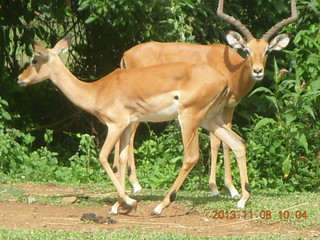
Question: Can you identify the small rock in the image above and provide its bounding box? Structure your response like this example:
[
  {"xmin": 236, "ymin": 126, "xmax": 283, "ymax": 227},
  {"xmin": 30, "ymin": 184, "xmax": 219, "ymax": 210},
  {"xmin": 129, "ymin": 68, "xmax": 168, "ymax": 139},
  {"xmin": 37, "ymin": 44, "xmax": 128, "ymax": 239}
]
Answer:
[
  {"xmin": 61, "ymin": 196, "xmax": 78, "ymax": 204},
  {"xmin": 27, "ymin": 197, "xmax": 37, "ymax": 204},
  {"xmin": 202, "ymin": 217, "xmax": 210, "ymax": 222}
]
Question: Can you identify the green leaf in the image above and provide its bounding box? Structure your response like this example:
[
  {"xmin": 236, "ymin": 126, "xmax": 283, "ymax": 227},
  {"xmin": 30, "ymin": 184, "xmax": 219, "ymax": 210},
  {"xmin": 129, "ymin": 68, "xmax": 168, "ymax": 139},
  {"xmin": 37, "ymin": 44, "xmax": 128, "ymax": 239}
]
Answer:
[
  {"xmin": 181, "ymin": 0, "xmax": 194, "ymax": 9},
  {"xmin": 2, "ymin": 111, "xmax": 11, "ymax": 121},
  {"xmin": 298, "ymin": 133, "xmax": 309, "ymax": 153},
  {"xmin": 44, "ymin": 129, "xmax": 53, "ymax": 144},
  {"xmin": 310, "ymin": 79, "xmax": 320, "ymax": 92},
  {"xmin": 0, "ymin": 99, "xmax": 9, "ymax": 106},
  {"xmin": 78, "ymin": 1, "xmax": 90, "ymax": 11},
  {"xmin": 265, "ymin": 96, "xmax": 278, "ymax": 108},
  {"xmin": 303, "ymin": 105, "xmax": 316, "ymax": 120},
  {"xmin": 262, "ymin": 178, "xmax": 268, "ymax": 186},
  {"xmin": 273, "ymin": 57, "xmax": 280, "ymax": 84},
  {"xmin": 248, "ymin": 86, "xmax": 274, "ymax": 98},
  {"xmin": 282, "ymin": 156, "xmax": 292, "ymax": 176},
  {"xmin": 285, "ymin": 113, "xmax": 296, "ymax": 126},
  {"xmin": 254, "ymin": 118, "xmax": 277, "ymax": 131},
  {"xmin": 23, "ymin": 133, "xmax": 35, "ymax": 145},
  {"xmin": 64, "ymin": 7, "xmax": 74, "ymax": 17},
  {"xmin": 85, "ymin": 15, "xmax": 97, "ymax": 24}
]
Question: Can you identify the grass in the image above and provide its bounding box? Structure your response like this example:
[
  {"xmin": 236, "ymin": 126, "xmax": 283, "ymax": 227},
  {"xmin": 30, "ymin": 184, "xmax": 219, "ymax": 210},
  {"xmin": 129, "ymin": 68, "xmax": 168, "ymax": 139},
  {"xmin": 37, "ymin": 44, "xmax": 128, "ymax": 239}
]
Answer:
[
  {"xmin": 0, "ymin": 183, "xmax": 319, "ymax": 239},
  {"xmin": 0, "ymin": 228, "xmax": 314, "ymax": 240},
  {"xmin": 0, "ymin": 185, "xmax": 25, "ymax": 202}
]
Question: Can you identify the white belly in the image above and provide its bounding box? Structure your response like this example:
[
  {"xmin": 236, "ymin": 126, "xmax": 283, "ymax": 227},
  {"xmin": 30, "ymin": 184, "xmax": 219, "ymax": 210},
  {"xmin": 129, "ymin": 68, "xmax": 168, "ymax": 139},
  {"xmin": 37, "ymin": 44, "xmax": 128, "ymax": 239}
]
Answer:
[{"xmin": 138, "ymin": 102, "xmax": 179, "ymax": 122}]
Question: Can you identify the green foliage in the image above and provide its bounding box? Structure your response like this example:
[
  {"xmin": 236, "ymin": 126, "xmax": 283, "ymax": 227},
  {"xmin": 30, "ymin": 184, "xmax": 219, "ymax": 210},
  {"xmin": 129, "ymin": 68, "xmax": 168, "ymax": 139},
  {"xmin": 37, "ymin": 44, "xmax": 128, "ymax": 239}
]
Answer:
[
  {"xmin": 77, "ymin": 0, "xmax": 206, "ymax": 43},
  {"xmin": 0, "ymin": 98, "xmax": 58, "ymax": 182},
  {"xmin": 243, "ymin": 58, "xmax": 320, "ymax": 192},
  {"xmin": 0, "ymin": 0, "xmax": 319, "ymax": 194},
  {"xmin": 135, "ymin": 122, "xmax": 211, "ymax": 191},
  {"xmin": 56, "ymin": 133, "xmax": 107, "ymax": 184},
  {"xmin": 135, "ymin": 123, "xmax": 184, "ymax": 189},
  {"xmin": 0, "ymin": 98, "xmax": 108, "ymax": 184}
]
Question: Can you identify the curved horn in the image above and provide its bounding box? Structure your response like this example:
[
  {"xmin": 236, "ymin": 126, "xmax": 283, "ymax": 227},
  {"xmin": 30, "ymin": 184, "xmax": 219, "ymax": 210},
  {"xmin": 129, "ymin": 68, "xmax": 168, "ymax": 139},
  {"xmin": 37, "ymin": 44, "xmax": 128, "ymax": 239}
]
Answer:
[
  {"xmin": 262, "ymin": 0, "xmax": 298, "ymax": 41},
  {"xmin": 217, "ymin": 0, "xmax": 254, "ymax": 41}
]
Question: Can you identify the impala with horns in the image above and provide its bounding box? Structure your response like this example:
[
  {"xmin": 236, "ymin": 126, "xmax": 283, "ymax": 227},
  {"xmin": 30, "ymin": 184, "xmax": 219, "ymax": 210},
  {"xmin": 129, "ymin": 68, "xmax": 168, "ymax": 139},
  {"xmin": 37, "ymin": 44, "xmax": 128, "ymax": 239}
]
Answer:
[
  {"xmin": 17, "ymin": 35, "xmax": 250, "ymax": 215},
  {"xmin": 113, "ymin": 0, "xmax": 298, "ymax": 205}
]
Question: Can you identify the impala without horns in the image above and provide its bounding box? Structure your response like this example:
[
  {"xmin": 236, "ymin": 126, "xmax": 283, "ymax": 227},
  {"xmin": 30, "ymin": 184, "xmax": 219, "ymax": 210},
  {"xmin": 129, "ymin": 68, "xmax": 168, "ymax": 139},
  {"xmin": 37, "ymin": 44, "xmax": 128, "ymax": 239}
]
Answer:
[
  {"xmin": 112, "ymin": 0, "xmax": 298, "ymax": 210},
  {"xmin": 18, "ymin": 34, "xmax": 250, "ymax": 215}
]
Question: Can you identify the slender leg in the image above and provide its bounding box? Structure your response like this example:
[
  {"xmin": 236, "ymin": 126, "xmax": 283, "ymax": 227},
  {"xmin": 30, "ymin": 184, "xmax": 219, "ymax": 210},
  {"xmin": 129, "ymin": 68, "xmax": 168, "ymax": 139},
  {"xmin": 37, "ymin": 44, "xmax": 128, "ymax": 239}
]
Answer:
[
  {"xmin": 113, "ymin": 123, "xmax": 142, "ymax": 193},
  {"xmin": 153, "ymin": 111, "xmax": 200, "ymax": 215},
  {"xmin": 209, "ymin": 133, "xmax": 221, "ymax": 197},
  {"xmin": 127, "ymin": 122, "xmax": 142, "ymax": 193},
  {"xmin": 204, "ymin": 120, "xmax": 250, "ymax": 209},
  {"xmin": 118, "ymin": 125, "xmax": 132, "ymax": 189},
  {"xmin": 209, "ymin": 107, "xmax": 239, "ymax": 198},
  {"xmin": 112, "ymin": 140, "xmax": 120, "ymax": 178},
  {"xmin": 220, "ymin": 107, "xmax": 240, "ymax": 199},
  {"xmin": 110, "ymin": 124, "xmax": 135, "ymax": 214},
  {"xmin": 222, "ymin": 142, "xmax": 240, "ymax": 199},
  {"xmin": 99, "ymin": 124, "xmax": 137, "ymax": 214}
]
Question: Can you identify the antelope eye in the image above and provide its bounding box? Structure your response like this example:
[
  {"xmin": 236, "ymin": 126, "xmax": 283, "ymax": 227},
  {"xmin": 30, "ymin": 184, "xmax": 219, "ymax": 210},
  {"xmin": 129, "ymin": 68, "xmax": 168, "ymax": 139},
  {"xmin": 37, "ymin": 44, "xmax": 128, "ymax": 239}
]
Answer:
[{"xmin": 32, "ymin": 59, "xmax": 38, "ymax": 65}]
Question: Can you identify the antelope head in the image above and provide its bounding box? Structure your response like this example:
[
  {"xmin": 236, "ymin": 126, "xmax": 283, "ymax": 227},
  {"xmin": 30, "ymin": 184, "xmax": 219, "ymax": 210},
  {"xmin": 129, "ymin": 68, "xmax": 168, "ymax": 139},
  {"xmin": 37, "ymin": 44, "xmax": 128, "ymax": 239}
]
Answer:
[
  {"xmin": 18, "ymin": 34, "xmax": 71, "ymax": 87},
  {"xmin": 217, "ymin": 0, "xmax": 298, "ymax": 81}
]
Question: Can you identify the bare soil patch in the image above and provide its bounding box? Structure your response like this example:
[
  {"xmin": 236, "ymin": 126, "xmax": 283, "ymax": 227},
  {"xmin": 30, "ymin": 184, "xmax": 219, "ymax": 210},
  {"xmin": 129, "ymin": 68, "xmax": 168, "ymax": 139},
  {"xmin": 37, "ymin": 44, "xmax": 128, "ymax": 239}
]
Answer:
[{"xmin": 0, "ymin": 183, "xmax": 319, "ymax": 238}]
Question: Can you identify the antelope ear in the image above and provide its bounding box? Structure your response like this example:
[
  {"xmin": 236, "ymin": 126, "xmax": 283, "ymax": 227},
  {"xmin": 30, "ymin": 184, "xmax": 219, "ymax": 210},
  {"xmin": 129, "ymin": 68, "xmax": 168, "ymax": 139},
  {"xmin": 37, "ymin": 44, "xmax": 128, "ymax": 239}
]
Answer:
[
  {"xmin": 226, "ymin": 31, "xmax": 247, "ymax": 50},
  {"xmin": 269, "ymin": 33, "xmax": 290, "ymax": 51},
  {"xmin": 32, "ymin": 40, "xmax": 49, "ymax": 61},
  {"xmin": 53, "ymin": 34, "xmax": 72, "ymax": 55}
]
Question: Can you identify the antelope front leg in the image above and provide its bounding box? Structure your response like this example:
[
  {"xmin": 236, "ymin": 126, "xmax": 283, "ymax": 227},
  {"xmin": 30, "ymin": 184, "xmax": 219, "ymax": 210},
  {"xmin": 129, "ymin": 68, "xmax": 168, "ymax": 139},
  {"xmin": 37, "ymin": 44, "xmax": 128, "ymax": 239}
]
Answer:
[{"xmin": 100, "ymin": 124, "xmax": 137, "ymax": 214}]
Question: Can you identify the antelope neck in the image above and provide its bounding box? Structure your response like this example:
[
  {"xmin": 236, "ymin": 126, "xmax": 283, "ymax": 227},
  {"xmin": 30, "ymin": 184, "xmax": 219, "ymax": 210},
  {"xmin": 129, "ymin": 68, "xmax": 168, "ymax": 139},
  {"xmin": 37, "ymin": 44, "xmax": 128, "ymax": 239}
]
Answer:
[{"xmin": 49, "ymin": 60, "xmax": 97, "ymax": 113}]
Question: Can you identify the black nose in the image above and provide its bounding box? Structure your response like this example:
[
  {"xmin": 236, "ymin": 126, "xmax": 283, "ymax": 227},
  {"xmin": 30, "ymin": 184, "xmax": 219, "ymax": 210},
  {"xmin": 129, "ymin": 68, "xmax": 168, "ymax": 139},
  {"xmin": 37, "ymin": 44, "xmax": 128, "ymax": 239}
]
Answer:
[{"xmin": 253, "ymin": 68, "xmax": 263, "ymax": 74}]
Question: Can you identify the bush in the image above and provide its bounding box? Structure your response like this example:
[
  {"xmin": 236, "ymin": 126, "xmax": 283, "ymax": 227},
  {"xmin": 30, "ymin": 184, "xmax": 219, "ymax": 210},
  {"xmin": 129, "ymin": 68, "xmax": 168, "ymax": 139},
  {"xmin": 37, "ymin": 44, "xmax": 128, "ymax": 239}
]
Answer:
[
  {"xmin": 0, "ymin": 98, "xmax": 109, "ymax": 185},
  {"xmin": 134, "ymin": 122, "xmax": 213, "ymax": 191},
  {"xmin": 57, "ymin": 133, "xmax": 107, "ymax": 184},
  {"xmin": 0, "ymin": 97, "xmax": 58, "ymax": 182},
  {"xmin": 243, "ymin": 56, "xmax": 320, "ymax": 192}
]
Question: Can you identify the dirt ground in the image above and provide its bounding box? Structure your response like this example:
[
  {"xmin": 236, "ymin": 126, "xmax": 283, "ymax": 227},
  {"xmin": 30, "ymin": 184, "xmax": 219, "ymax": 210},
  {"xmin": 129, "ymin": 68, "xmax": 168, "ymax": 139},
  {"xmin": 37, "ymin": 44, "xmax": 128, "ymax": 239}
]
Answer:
[{"xmin": 0, "ymin": 183, "xmax": 319, "ymax": 238}]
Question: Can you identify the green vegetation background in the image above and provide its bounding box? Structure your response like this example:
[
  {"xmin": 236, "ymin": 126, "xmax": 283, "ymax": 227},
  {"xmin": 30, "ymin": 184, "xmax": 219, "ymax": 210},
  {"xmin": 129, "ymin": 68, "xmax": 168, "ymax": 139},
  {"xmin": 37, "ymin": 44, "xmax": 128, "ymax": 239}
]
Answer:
[{"xmin": 0, "ymin": 0, "xmax": 319, "ymax": 192}]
